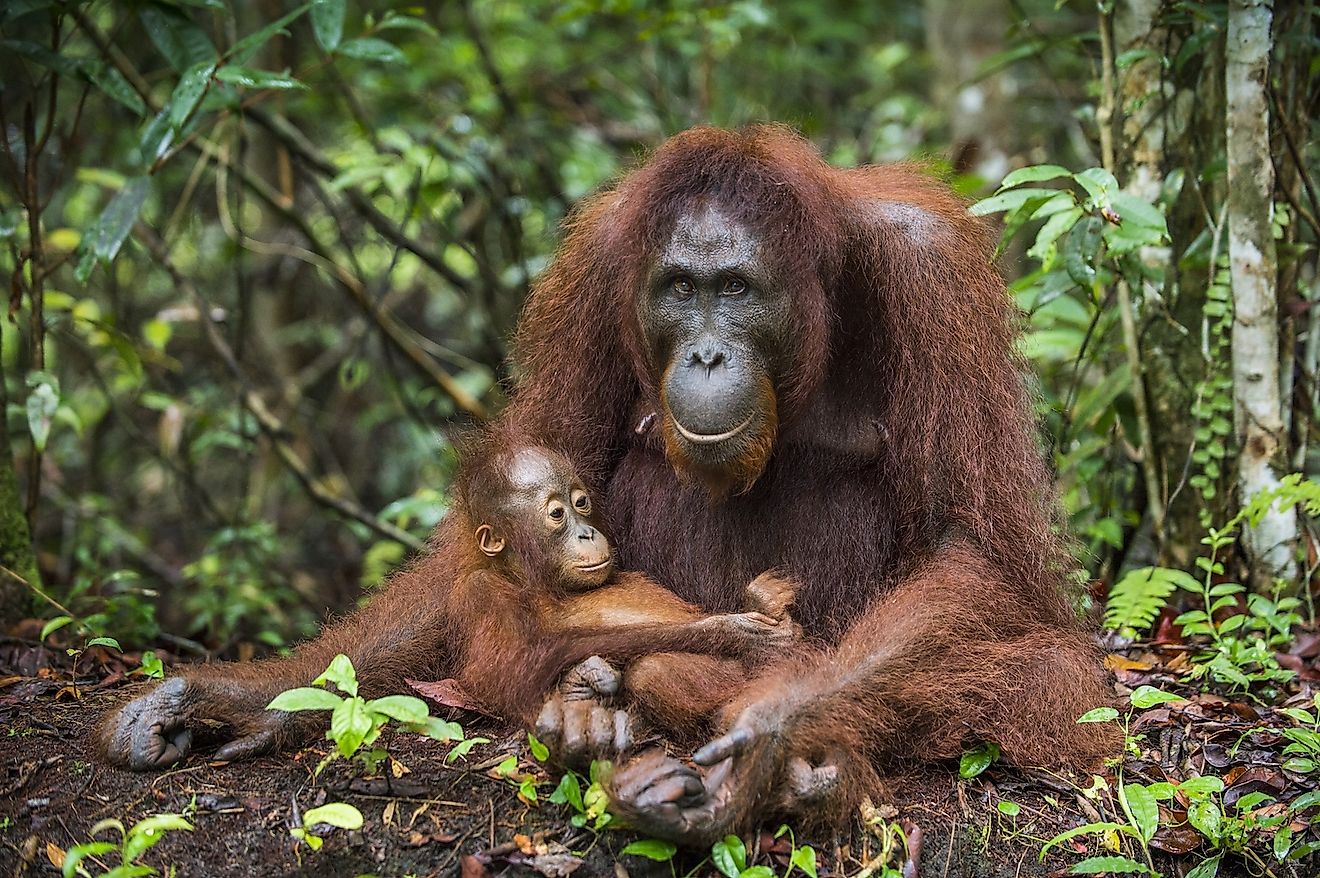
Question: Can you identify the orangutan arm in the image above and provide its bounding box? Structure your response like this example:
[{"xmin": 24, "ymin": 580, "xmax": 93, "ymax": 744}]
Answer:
[{"xmin": 97, "ymin": 529, "xmax": 459, "ymax": 770}]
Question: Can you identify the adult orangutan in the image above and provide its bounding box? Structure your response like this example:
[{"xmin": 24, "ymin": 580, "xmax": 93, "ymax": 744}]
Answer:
[{"xmin": 99, "ymin": 126, "xmax": 1117, "ymax": 844}]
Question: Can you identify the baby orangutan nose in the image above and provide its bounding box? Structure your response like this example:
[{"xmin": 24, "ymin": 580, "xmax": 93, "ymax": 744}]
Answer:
[{"xmin": 575, "ymin": 525, "xmax": 611, "ymax": 569}]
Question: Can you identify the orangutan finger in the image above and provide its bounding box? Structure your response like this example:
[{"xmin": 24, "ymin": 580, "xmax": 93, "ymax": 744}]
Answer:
[{"xmin": 693, "ymin": 725, "xmax": 755, "ymax": 766}]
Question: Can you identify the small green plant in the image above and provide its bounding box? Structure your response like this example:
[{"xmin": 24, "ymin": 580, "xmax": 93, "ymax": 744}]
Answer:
[
  {"xmin": 1279, "ymin": 695, "xmax": 1320, "ymax": 774},
  {"xmin": 712, "ymin": 834, "xmax": 771, "ymax": 878},
  {"xmin": 958, "ymin": 741, "xmax": 1001, "ymax": 779},
  {"xmin": 1101, "ymin": 476, "xmax": 1317, "ymax": 691},
  {"xmin": 133, "ymin": 651, "xmax": 164, "ymax": 679},
  {"xmin": 1045, "ymin": 687, "xmax": 1187, "ymax": 875},
  {"xmin": 289, "ymin": 802, "xmax": 364, "ymax": 852},
  {"xmin": 548, "ymin": 758, "xmax": 613, "ymax": 830},
  {"xmin": 266, "ymin": 654, "xmax": 465, "ymax": 774},
  {"xmin": 773, "ymin": 825, "xmax": 819, "ymax": 878},
  {"xmin": 62, "ymin": 812, "xmax": 193, "ymax": 878},
  {"xmin": 493, "ymin": 751, "xmax": 542, "ymax": 804}
]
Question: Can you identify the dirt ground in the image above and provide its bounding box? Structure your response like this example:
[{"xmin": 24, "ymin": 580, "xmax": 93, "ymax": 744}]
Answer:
[{"xmin": 0, "ymin": 645, "xmax": 1315, "ymax": 878}]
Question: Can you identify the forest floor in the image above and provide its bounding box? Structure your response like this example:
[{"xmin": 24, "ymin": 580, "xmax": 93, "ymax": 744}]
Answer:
[{"xmin": 0, "ymin": 637, "xmax": 1316, "ymax": 878}]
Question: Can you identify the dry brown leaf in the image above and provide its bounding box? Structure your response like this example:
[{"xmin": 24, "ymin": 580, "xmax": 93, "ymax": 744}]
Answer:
[
  {"xmin": 406, "ymin": 678, "xmax": 485, "ymax": 712},
  {"xmin": 1104, "ymin": 655, "xmax": 1153, "ymax": 672},
  {"xmin": 45, "ymin": 841, "xmax": 65, "ymax": 869}
]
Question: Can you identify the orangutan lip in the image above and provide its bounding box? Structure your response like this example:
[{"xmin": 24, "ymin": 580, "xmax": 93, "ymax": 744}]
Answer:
[
  {"xmin": 672, "ymin": 413, "xmax": 754, "ymax": 445},
  {"xmin": 575, "ymin": 558, "xmax": 612, "ymax": 573}
]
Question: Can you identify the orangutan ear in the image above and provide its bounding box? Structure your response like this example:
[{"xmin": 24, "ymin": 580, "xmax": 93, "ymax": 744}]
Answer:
[{"xmin": 476, "ymin": 524, "xmax": 506, "ymax": 557}]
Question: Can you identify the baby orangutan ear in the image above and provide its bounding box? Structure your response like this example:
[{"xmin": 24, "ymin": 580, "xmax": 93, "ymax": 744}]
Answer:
[{"xmin": 475, "ymin": 524, "xmax": 506, "ymax": 557}]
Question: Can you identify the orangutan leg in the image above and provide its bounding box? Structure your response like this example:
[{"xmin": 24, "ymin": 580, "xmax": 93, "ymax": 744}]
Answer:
[{"xmin": 607, "ymin": 542, "xmax": 1118, "ymax": 845}]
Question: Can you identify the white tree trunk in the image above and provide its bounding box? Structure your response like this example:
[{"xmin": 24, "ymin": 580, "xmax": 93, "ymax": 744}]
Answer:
[{"xmin": 1226, "ymin": 0, "xmax": 1296, "ymax": 584}]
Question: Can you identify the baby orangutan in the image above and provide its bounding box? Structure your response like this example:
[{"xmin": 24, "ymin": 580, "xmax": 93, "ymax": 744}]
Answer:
[{"xmin": 440, "ymin": 444, "xmax": 797, "ymax": 746}]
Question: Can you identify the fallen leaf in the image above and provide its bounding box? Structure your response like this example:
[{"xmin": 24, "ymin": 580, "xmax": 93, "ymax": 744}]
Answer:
[
  {"xmin": 45, "ymin": 841, "xmax": 65, "ymax": 869},
  {"xmin": 1150, "ymin": 825, "xmax": 1201, "ymax": 854},
  {"xmin": 407, "ymin": 678, "xmax": 485, "ymax": 712},
  {"xmin": 1105, "ymin": 655, "xmax": 1153, "ymax": 672}
]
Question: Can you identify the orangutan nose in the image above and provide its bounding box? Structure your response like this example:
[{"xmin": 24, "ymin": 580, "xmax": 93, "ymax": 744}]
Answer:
[{"xmin": 690, "ymin": 339, "xmax": 727, "ymax": 375}]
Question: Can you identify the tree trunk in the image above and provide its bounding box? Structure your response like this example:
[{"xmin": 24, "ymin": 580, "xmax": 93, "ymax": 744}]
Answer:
[
  {"xmin": 924, "ymin": 0, "xmax": 1018, "ymax": 183},
  {"xmin": 0, "ymin": 326, "xmax": 38, "ymax": 626},
  {"xmin": 1226, "ymin": 0, "xmax": 1297, "ymax": 585}
]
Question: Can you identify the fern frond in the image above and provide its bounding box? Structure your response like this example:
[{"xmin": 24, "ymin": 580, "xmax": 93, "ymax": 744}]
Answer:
[{"xmin": 1104, "ymin": 567, "xmax": 1199, "ymax": 635}]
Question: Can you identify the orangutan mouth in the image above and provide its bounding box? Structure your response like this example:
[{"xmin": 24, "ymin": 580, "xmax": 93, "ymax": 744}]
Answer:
[
  {"xmin": 574, "ymin": 558, "xmax": 613, "ymax": 573},
  {"xmin": 671, "ymin": 413, "xmax": 755, "ymax": 445}
]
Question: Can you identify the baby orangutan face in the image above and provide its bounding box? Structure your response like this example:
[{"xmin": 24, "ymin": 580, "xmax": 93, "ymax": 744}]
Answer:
[{"xmin": 474, "ymin": 447, "xmax": 614, "ymax": 590}]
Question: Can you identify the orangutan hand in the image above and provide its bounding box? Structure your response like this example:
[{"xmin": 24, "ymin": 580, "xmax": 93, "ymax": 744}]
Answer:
[{"xmin": 534, "ymin": 656, "xmax": 634, "ymax": 770}]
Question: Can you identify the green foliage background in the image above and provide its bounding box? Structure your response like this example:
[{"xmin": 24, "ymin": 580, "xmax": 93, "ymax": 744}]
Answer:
[{"xmin": 0, "ymin": 0, "xmax": 1316, "ymax": 651}]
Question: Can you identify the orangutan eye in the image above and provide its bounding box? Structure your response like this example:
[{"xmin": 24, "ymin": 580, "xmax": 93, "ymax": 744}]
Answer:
[
  {"xmin": 546, "ymin": 502, "xmax": 566, "ymax": 527},
  {"xmin": 573, "ymin": 492, "xmax": 591, "ymax": 514},
  {"xmin": 672, "ymin": 276, "xmax": 696, "ymax": 298},
  {"xmin": 722, "ymin": 277, "xmax": 746, "ymax": 296}
]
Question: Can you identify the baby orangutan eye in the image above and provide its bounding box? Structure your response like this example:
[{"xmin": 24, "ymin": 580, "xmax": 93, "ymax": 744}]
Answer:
[
  {"xmin": 672, "ymin": 276, "xmax": 695, "ymax": 298},
  {"xmin": 546, "ymin": 502, "xmax": 567, "ymax": 527},
  {"xmin": 722, "ymin": 277, "xmax": 746, "ymax": 296},
  {"xmin": 573, "ymin": 491, "xmax": 591, "ymax": 514}
]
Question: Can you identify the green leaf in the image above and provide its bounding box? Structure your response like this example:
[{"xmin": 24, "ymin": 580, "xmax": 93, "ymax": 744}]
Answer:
[
  {"xmin": 228, "ymin": 5, "xmax": 311, "ymax": 66},
  {"xmin": 741, "ymin": 868, "xmax": 775, "ymax": 878},
  {"xmin": 138, "ymin": 651, "xmax": 165, "ymax": 679},
  {"xmin": 959, "ymin": 742, "xmax": 1000, "ymax": 778},
  {"xmin": 997, "ymin": 801, "xmax": 1021, "ymax": 817},
  {"xmin": 139, "ymin": 5, "xmax": 217, "ymax": 72},
  {"xmin": 620, "ymin": 839, "xmax": 677, "ymax": 861},
  {"xmin": 1027, "ymin": 206, "xmax": 1083, "ymax": 263},
  {"xmin": 2, "ymin": 38, "xmax": 82, "ymax": 77},
  {"xmin": 26, "ymin": 378, "xmax": 59, "ymax": 453},
  {"xmin": 337, "ymin": 38, "xmax": 407, "ymax": 64},
  {"xmin": 1110, "ymin": 192, "xmax": 1168, "ymax": 235},
  {"xmin": 1184, "ymin": 856, "xmax": 1220, "ymax": 878},
  {"xmin": 1077, "ymin": 707, "xmax": 1120, "ymax": 724},
  {"xmin": 214, "ymin": 66, "xmax": 305, "ymax": 90},
  {"xmin": 365, "ymin": 694, "xmax": 428, "ymax": 724},
  {"xmin": 1121, "ymin": 783, "xmax": 1158, "ymax": 843},
  {"xmin": 303, "ymin": 802, "xmax": 363, "ymax": 830},
  {"xmin": 998, "ymin": 165, "xmax": 1072, "ymax": 189},
  {"xmin": 1130, "ymin": 685, "xmax": 1185, "ymax": 709},
  {"xmin": 1073, "ymin": 167, "xmax": 1119, "ymax": 209},
  {"xmin": 312, "ymin": 0, "xmax": 345, "ymax": 52},
  {"xmin": 267, "ymin": 687, "xmax": 343, "ymax": 712},
  {"xmin": 63, "ymin": 842, "xmax": 117, "ymax": 878},
  {"xmin": 40, "ymin": 615, "xmax": 74, "ymax": 642},
  {"xmin": 84, "ymin": 175, "xmax": 151, "ymax": 269},
  {"xmin": 129, "ymin": 814, "xmax": 193, "ymax": 837},
  {"xmin": 87, "ymin": 636, "xmax": 122, "ymax": 651},
  {"xmin": 85, "ymin": 63, "xmax": 146, "ymax": 116},
  {"xmin": 314, "ymin": 654, "xmax": 359, "ymax": 696},
  {"xmin": 1069, "ymin": 856, "xmax": 1150, "ymax": 874},
  {"xmin": 1040, "ymin": 823, "xmax": 1137, "ymax": 860},
  {"xmin": 168, "ymin": 62, "xmax": 216, "ymax": 130},
  {"xmin": 329, "ymin": 697, "xmax": 373, "ymax": 757},
  {"xmin": 445, "ymin": 736, "xmax": 489, "ymax": 763},
  {"xmin": 790, "ymin": 844, "xmax": 819, "ymax": 878},
  {"xmin": 549, "ymin": 771, "xmax": 584, "ymax": 811},
  {"xmin": 528, "ymin": 732, "xmax": 550, "ymax": 762},
  {"xmin": 1274, "ymin": 826, "xmax": 1293, "ymax": 860},
  {"xmin": 970, "ymin": 187, "xmax": 1057, "ymax": 217},
  {"xmin": 711, "ymin": 835, "xmax": 747, "ymax": 878},
  {"xmin": 1289, "ymin": 790, "xmax": 1320, "ymax": 812},
  {"xmin": 1177, "ymin": 776, "xmax": 1224, "ymax": 798},
  {"xmin": 1188, "ymin": 799, "xmax": 1222, "ymax": 841},
  {"xmin": 407, "ymin": 716, "xmax": 464, "ymax": 742}
]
